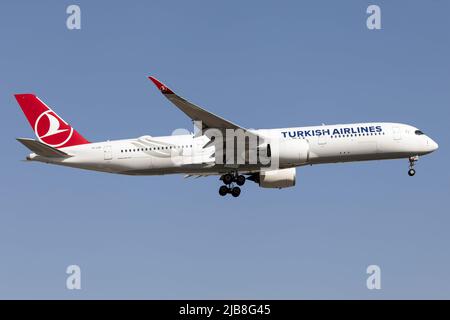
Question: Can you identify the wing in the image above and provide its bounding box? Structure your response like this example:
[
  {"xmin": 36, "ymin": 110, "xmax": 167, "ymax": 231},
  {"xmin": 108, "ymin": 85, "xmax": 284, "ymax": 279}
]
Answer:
[{"xmin": 148, "ymin": 76, "xmax": 256, "ymax": 136}]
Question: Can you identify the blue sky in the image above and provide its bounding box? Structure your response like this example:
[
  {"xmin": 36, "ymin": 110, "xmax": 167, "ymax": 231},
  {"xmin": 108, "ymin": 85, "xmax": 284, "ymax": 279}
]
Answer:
[{"xmin": 0, "ymin": 0, "xmax": 449, "ymax": 299}]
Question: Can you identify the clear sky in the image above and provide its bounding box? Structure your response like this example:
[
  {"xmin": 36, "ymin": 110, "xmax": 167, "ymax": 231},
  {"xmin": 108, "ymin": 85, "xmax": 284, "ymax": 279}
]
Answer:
[{"xmin": 0, "ymin": 0, "xmax": 449, "ymax": 299}]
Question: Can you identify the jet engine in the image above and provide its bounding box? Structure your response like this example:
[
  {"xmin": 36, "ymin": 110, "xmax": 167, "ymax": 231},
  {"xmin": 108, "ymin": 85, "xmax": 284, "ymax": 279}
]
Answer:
[
  {"xmin": 271, "ymin": 139, "xmax": 309, "ymax": 166},
  {"xmin": 249, "ymin": 168, "xmax": 296, "ymax": 189}
]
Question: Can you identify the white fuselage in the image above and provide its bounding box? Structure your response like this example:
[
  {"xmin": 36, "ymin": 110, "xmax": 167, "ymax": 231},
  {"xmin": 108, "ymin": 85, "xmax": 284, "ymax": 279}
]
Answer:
[{"xmin": 27, "ymin": 122, "xmax": 438, "ymax": 175}]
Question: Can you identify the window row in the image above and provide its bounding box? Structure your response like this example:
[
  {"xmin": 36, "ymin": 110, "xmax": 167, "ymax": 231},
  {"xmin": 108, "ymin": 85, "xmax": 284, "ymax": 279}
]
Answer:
[
  {"xmin": 330, "ymin": 132, "xmax": 385, "ymax": 138},
  {"xmin": 120, "ymin": 145, "xmax": 193, "ymax": 153},
  {"xmin": 294, "ymin": 132, "xmax": 386, "ymax": 140}
]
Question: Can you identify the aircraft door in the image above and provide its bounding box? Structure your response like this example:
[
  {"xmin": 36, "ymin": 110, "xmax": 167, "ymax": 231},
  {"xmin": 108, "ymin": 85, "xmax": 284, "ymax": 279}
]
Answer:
[
  {"xmin": 318, "ymin": 133, "xmax": 327, "ymax": 145},
  {"xmin": 392, "ymin": 127, "xmax": 402, "ymax": 140},
  {"xmin": 104, "ymin": 145, "xmax": 113, "ymax": 160}
]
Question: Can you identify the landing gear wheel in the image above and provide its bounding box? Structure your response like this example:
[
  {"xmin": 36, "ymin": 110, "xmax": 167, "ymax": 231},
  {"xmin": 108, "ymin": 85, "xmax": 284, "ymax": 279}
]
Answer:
[
  {"xmin": 219, "ymin": 185, "xmax": 229, "ymax": 196},
  {"xmin": 408, "ymin": 156, "xmax": 418, "ymax": 177},
  {"xmin": 231, "ymin": 186, "xmax": 241, "ymax": 197},
  {"xmin": 236, "ymin": 175, "xmax": 246, "ymax": 186},
  {"xmin": 222, "ymin": 174, "xmax": 233, "ymax": 185}
]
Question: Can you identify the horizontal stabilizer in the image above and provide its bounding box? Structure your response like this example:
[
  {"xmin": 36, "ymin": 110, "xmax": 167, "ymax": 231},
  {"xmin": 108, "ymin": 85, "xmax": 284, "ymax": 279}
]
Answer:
[{"xmin": 16, "ymin": 138, "xmax": 71, "ymax": 158}]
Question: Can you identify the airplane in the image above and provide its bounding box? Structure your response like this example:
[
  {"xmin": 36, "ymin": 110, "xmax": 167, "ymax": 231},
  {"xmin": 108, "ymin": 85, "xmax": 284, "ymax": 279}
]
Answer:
[{"xmin": 14, "ymin": 76, "xmax": 438, "ymax": 197}]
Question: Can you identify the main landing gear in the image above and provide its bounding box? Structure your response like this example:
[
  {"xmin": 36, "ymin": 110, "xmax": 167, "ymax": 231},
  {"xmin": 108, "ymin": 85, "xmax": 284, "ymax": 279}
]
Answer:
[
  {"xmin": 219, "ymin": 173, "xmax": 246, "ymax": 197},
  {"xmin": 408, "ymin": 156, "xmax": 418, "ymax": 176}
]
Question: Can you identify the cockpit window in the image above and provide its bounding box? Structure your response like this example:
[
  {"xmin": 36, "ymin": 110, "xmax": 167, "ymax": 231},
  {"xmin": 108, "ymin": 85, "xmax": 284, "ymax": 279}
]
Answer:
[{"xmin": 415, "ymin": 130, "xmax": 424, "ymax": 135}]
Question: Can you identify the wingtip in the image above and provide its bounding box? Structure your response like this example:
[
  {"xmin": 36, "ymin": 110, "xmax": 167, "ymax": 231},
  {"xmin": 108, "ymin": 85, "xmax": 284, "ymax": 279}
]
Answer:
[{"xmin": 148, "ymin": 76, "xmax": 174, "ymax": 94}]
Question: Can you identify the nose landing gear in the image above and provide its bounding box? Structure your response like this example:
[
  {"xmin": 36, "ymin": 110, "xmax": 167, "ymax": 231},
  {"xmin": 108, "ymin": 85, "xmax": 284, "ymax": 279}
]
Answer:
[
  {"xmin": 408, "ymin": 156, "xmax": 418, "ymax": 176},
  {"xmin": 219, "ymin": 173, "xmax": 246, "ymax": 197}
]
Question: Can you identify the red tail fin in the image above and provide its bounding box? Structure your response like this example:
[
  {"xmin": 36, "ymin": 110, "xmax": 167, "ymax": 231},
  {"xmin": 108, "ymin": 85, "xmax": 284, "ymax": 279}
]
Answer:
[{"xmin": 14, "ymin": 94, "xmax": 90, "ymax": 148}]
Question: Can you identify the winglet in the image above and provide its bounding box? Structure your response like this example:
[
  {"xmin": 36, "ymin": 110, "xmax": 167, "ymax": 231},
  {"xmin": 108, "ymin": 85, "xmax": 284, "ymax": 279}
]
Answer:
[{"xmin": 148, "ymin": 76, "xmax": 174, "ymax": 94}]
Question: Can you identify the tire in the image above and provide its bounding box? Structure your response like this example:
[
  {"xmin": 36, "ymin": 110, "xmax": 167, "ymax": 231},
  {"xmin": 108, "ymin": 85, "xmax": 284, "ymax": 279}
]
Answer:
[
  {"xmin": 219, "ymin": 185, "xmax": 229, "ymax": 196},
  {"xmin": 222, "ymin": 174, "xmax": 233, "ymax": 185},
  {"xmin": 231, "ymin": 186, "xmax": 241, "ymax": 197},
  {"xmin": 408, "ymin": 169, "xmax": 416, "ymax": 177},
  {"xmin": 236, "ymin": 175, "xmax": 246, "ymax": 186}
]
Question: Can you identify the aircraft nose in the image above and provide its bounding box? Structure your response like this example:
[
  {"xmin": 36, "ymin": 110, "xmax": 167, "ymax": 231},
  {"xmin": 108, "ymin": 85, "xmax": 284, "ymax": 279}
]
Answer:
[{"xmin": 429, "ymin": 138, "xmax": 439, "ymax": 152}]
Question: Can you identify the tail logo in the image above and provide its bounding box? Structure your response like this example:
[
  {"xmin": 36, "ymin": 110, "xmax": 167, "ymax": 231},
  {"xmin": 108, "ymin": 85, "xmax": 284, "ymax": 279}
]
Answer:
[{"xmin": 34, "ymin": 110, "xmax": 74, "ymax": 148}]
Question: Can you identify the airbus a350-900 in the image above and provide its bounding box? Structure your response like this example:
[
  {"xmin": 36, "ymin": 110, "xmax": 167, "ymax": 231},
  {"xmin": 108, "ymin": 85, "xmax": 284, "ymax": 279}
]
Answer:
[{"xmin": 15, "ymin": 76, "xmax": 438, "ymax": 197}]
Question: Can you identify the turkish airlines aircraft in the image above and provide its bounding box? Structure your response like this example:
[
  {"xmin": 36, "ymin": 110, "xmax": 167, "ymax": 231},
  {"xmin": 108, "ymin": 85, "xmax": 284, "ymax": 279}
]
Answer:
[{"xmin": 15, "ymin": 76, "xmax": 438, "ymax": 197}]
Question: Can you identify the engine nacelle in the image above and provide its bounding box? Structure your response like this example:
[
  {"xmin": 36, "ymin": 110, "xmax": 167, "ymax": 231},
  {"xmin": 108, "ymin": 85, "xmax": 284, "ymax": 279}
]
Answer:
[
  {"xmin": 258, "ymin": 168, "xmax": 296, "ymax": 189},
  {"xmin": 270, "ymin": 139, "xmax": 309, "ymax": 166}
]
